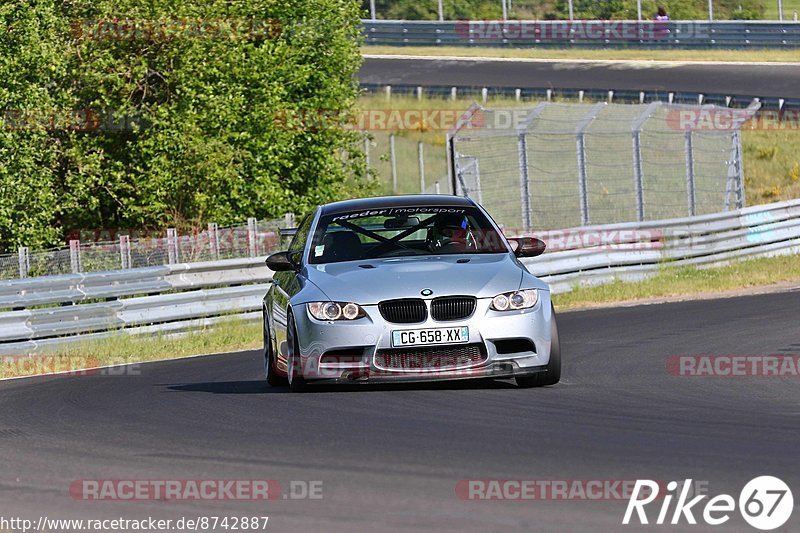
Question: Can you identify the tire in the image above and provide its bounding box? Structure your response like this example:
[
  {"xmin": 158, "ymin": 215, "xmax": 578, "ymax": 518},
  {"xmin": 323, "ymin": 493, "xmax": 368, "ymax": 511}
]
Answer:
[
  {"xmin": 264, "ymin": 308, "xmax": 287, "ymax": 387},
  {"xmin": 286, "ymin": 312, "xmax": 307, "ymax": 393},
  {"xmin": 516, "ymin": 304, "xmax": 561, "ymax": 388}
]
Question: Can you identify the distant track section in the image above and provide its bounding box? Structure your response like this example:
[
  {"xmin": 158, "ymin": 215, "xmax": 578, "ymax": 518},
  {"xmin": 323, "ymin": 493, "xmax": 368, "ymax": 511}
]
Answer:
[{"xmin": 359, "ymin": 55, "xmax": 800, "ymax": 99}]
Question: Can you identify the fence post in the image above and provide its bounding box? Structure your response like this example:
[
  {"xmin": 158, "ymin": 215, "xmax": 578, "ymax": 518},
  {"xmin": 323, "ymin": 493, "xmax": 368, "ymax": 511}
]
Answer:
[
  {"xmin": 284, "ymin": 212, "xmax": 295, "ymax": 228},
  {"xmin": 724, "ymin": 130, "xmax": 747, "ymax": 210},
  {"xmin": 119, "ymin": 235, "xmax": 131, "ymax": 269},
  {"xmin": 69, "ymin": 240, "xmax": 82, "ymax": 274},
  {"xmin": 247, "ymin": 217, "xmax": 258, "ymax": 258},
  {"xmin": 631, "ymin": 102, "xmax": 660, "ymax": 223},
  {"xmin": 167, "ymin": 228, "xmax": 178, "ymax": 264},
  {"xmin": 684, "ymin": 130, "xmax": 697, "ymax": 217},
  {"xmin": 18, "ymin": 247, "xmax": 29, "ymax": 279},
  {"xmin": 390, "ymin": 133, "xmax": 397, "ymax": 193},
  {"xmin": 363, "ymin": 132, "xmax": 370, "ymax": 176},
  {"xmin": 575, "ymin": 103, "xmax": 605, "ymax": 226},
  {"xmin": 208, "ymin": 222, "xmax": 220, "ymax": 260},
  {"xmin": 370, "ymin": 0, "xmax": 376, "ymax": 20},
  {"xmin": 734, "ymin": 130, "xmax": 746, "ymax": 208},
  {"xmin": 517, "ymin": 131, "xmax": 531, "ymax": 232},
  {"xmin": 435, "ymin": 180, "xmax": 441, "ymax": 194},
  {"xmin": 418, "ymin": 142, "xmax": 425, "ymax": 193}
]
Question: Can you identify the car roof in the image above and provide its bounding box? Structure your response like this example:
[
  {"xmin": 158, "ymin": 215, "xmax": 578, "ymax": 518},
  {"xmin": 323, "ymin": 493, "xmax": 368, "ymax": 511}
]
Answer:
[{"xmin": 320, "ymin": 195, "xmax": 475, "ymax": 216}]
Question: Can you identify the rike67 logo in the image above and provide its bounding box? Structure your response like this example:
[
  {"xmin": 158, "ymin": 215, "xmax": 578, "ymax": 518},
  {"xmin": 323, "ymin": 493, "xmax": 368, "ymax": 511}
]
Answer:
[{"xmin": 623, "ymin": 476, "xmax": 793, "ymax": 530}]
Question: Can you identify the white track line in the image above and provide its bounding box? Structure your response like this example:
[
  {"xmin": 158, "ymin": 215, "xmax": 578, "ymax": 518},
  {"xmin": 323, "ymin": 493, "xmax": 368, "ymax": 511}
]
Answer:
[{"xmin": 363, "ymin": 53, "xmax": 800, "ymax": 67}]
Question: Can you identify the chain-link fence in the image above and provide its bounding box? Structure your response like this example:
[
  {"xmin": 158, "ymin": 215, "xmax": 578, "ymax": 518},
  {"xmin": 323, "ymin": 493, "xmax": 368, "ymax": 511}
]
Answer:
[
  {"xmin": 0, "ymin": 216, "xmax": 293, "ymax": 281},
  {"xmin": 450, "ymin": 101, "xmax": 760, "ymax": 231}
]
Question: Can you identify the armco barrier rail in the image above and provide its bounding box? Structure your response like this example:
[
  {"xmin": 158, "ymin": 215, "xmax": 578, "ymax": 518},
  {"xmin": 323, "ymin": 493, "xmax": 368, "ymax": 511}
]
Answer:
[
  {"xmin": 361, "ymin": 20, "xmax": 800, "ymax": 48},
  {"xmin": 0, "ymin": 198, "xmax": 798, "ymax": 355},
  {"xmin": 361, "ymin": 83, "xmax": 800, "ymax": 114},
  {"xmin": 521, "ymin": 198, "xmax": 800, "ymax": 292}
]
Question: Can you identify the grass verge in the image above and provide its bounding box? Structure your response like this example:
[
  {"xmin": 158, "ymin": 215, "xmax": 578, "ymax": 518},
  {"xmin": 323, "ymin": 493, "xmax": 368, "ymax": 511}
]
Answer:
[
  {"xmin": 363, "ymin": 45, "xmax": 800, "ymax": 63},
  {"xmin": 552, "ymin": 254, "xmax": 800, "ymax": 311},
  {"xmin": 0, "ymin": 318, "xmax": 262, "ymax": 379}
]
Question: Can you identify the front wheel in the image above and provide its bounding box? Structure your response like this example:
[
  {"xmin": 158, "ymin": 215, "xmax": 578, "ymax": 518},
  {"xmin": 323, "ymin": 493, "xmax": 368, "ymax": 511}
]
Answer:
[
  {"xmin": 286, "ymin": 313, "xmax": 307, "ymax": 393},
  {"xmin": 264, "ymin": 309, "xmax": 287, "ymax": 387},
  {"xmin": 516, "ymin": 304, "xmax": 561, "ymax": 388}
]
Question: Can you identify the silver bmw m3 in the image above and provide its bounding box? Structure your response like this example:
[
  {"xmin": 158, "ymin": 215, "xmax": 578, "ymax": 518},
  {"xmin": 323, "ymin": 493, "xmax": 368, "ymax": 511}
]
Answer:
[{"xmin": 262, "ymin": 195, "xmax": 560, "ymax": 392}]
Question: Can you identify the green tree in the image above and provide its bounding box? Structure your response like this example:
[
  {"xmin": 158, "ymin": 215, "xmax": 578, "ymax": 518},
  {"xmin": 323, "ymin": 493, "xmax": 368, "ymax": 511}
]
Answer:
[{"xmin": 0, "ymin": 0, "xmax": 370, "ymax": 252}]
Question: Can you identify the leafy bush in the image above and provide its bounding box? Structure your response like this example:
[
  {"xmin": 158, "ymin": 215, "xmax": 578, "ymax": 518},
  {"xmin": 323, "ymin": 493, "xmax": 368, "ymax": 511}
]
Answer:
[{"xmin": 0, "ymin": 0, "xmax": 370, "ymax": 252}]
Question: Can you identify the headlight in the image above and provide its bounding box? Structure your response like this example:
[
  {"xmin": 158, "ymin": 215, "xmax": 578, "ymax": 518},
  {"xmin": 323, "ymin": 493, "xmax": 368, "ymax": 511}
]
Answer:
[
  {"xmin": 307, "ymin": 302, "xmax": 366, "ymax": 321},
  {"xmin": 491, "ymin": 289, "xmax": 538, "ymax": 311}
]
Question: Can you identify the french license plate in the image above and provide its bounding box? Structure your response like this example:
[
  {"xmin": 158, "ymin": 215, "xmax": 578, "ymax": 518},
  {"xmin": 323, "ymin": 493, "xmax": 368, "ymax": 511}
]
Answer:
[{"xmin": 391, "ymin": 326, "xmax": 469, "ymax": 347}]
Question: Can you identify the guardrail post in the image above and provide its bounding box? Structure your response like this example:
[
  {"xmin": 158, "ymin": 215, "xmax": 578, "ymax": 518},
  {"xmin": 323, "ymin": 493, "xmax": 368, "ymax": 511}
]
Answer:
[
  {"xmin": 684, "ymin": 131, "xmax": 697, "ymax": 217},
  {"xmin": 167, "ymin": 228, "xmax": 178, "ymax": 264},
  {"xmin": 384, "ymin": 85, "xmax": 391, "ymax": 101},
  {"xmin": 418, "ymin": 141, "xmax": 425, "ymax": 193},
  {"xmin": 69, "ymin": 240, "xmax": 82, "ymax": 274},
  {"xmin": 416, "ymin": 86, "xmax": 423, "ymax": 100},
  {"xmin": 18, "ymin": 247, "xmax": 29, "ymax": 279},
  {"xmin": 481, "ymin": 88, "xmax": 488, "ymax": 103},
  {"xmin": 434, "ymin": 181, "xmax": 440, "ymax": 194},
  {"xmin": 517, "ymin": 131, "xmax": 531, "ymax": 232},
  {"xmin": 450, "ymin": 87, "xmax": 457, "ymax": 100},
  {"xmin": 208, "ymin": 223, "xmax": 220, "ymax": 260},
  {"xmin": 119, "ymin": 235, "xmax": 131, "ymax": 269},
  {"xmin": 247, "ymin": 217, "xmax": 258, "ymax": 258},
  {"xmin": 284, "ymin": 213, "xmax": 295, "ymax": 228}
]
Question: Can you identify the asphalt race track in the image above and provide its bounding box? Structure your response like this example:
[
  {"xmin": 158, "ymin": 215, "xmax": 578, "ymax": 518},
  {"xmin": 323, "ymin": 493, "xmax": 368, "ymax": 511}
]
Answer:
[
  {"xmin": 0, "ymin": 291, "xmax": 798, "ymax": 532},
  {"xmin": 360, "ymin": 56, "xmax": 800, "ymax": 99}
]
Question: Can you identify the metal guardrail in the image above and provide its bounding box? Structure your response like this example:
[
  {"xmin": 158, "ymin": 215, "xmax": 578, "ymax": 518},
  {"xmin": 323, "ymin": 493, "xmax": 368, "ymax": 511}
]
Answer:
[
  {"xmin": 361, "ymin": 20, "xmax": 800, "ymax": 48},
  {"xmin": 0, "ymin": 258, "xmax": 274, "ymax": 355},
  {"xmin": 0, "ymin": 198, "xmax": 798, "ymax": 355},
  {"xmin": 520, "ymin": 198, "xmax": 800, "ymax": 292},
  {"xmin": 361, "ymin": 83, "xmax": 800, "ymax": 114}
]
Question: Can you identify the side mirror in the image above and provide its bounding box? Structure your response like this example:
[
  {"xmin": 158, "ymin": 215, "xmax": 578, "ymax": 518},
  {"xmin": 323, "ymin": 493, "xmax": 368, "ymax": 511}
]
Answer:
[
  {"xmin": 509, "ymin": 237, "xmax": 546, "ymax": 258},
  {"xmin": 266, "ymin": 251, "xmax": 297, "ymax": 272}
]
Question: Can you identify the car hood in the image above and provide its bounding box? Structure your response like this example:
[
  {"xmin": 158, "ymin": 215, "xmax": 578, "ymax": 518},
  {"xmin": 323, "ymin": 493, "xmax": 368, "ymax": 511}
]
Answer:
[{"xmin": 301, "ymin": 253, "xmax": 546, "ymax": 305}]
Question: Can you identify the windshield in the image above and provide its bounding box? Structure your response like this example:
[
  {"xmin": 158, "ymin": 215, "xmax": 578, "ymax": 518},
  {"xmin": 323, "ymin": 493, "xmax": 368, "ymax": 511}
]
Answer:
[{"xmin": 308, "ymin": 206, "xmax": 508, "ymax": 264}]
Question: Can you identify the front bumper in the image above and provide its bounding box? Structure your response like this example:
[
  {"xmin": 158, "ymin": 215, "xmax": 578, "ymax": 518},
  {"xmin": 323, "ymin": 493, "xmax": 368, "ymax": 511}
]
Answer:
[{"xmin": 287, "ymin": 292, "xmax": 553, "ymax": 383}]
